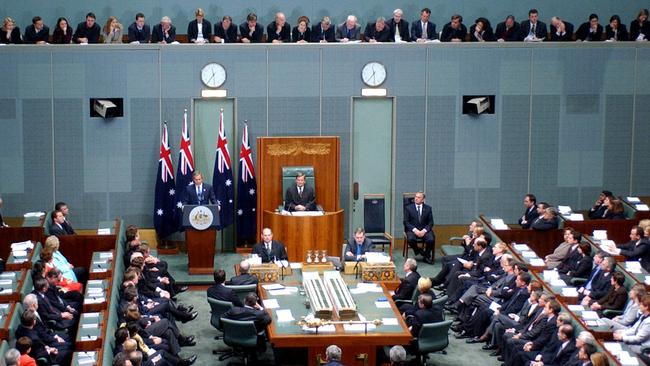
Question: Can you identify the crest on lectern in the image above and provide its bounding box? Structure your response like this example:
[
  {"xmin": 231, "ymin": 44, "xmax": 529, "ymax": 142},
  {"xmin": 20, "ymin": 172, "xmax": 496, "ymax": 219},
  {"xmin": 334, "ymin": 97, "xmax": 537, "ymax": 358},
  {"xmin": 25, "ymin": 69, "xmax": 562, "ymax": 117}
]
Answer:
[{"xmin": 188, "ymin": 205, "xmax": 214, "ymax": 230}]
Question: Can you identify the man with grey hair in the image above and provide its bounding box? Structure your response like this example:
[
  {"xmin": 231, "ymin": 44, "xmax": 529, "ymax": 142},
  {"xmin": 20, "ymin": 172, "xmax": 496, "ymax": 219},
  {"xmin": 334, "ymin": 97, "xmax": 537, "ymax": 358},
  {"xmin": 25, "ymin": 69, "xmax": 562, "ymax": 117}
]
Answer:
[
  {"xmin": 531, "ymin": 206, "xmax": 559, "ymax": 231},
  {"xmin": 389, "ymin": 345, "xmax": 407, "ymax": 365},
  {"xmin": 323, "ymin": 345, "xmax": 343, "ymax": 366},
  {"xmin": 23, "ymin": 293, "xmax": 70, "ymax": 343},
  {"xmin": 267, "ymin": 12, "xmax": 290, "ymax": 43},
  {"xmin": 580, "ymin": 255, "xmax": 616, "ymax": 305},
  {"xmin": 3, "ymin": 348, "xmax": 20, "ymax": 366},
  {"xmin": 404, "ymin": 191, "xmax": 435, "ymax": 264},
  {"xmin": 336, "ymin": 15, "xmax": 361, "ymax": 42},
  {"xmin": 152, "ymin": 16, "xmax": 176, "ymax": 43},
  {"xmin": 226, "ymin": 260, "xmax": 259, "ymax": 285},
  {"xmin": 392, "ymin": 258, "xmax": 420, "ymax": 302},
  {"xmin": 312, "ymin": 16, "xmax": 335, "ymax": 42},
  {"xmin": 388, "ymin": 9, "xmax": 410, "ymax": 42},
  {"xmin": 364, "ymin": 17, "xmax": 391, "ymax": 42}
]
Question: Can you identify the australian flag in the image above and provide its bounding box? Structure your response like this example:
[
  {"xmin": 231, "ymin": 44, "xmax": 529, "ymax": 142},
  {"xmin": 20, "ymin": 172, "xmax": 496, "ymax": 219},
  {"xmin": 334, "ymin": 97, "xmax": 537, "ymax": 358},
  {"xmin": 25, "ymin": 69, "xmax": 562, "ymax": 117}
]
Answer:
[
  {"xmin": 175, "ymin": 109, "xmax": 194, "ymax": 230},
  {"xmin": 236, "ymin": 122, "xmax": 257, "ymax": 245},
  {"xmin": 154, "ymin": 123, "xmax": 178, "ymax": 238},
  {"xmin": 212, "ymin": 108, "xmax": 234, "ymax": 228}
]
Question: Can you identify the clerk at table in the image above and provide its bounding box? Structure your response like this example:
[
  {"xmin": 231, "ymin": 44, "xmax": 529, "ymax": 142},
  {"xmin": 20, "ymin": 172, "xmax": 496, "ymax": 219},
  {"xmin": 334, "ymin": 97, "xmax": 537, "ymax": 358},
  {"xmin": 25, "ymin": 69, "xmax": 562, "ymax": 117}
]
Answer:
[
  {"xmin": 251, "ymin": 228, "xmax": 288, "ymax": 263},
  {"xmin": 344, "ymin": 227, "xmax": 374, "ymax": 261},
  {"xmin": 284, "ymin": 171, "xmax": 316, "ymax": 211}
]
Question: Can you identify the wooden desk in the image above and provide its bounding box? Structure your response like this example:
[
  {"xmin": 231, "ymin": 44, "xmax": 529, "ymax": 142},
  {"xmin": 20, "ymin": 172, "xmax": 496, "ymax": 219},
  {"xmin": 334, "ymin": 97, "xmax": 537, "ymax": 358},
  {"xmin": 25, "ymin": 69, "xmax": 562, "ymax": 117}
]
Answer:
[
  {"xmin": 56, "ymin": 219, "xmax": 120, "ymax": 272},
  {"xmin": 0, "ymin": 216, "xmax": 45, "ymax": 265},
  {"xmin": 262, "ymin": 210, "xmax": 344, "ymax": 262},
  {"xmin": 479, "ymin": 215, "xmax": 564, "ymax": 257},
  {"xmin": 261, "ymin": 282, "xmax": 412, "ymax": 366},
  {"xmin": 560, "ymin": 218, "xmax": 637, "ymax": 245},
  {"xmin": 0, "ymin": 302, "xmax": 16, "ymax": 341},
  {"xmin": 621, "ymin": 196, "xmax": 650, "ymax": 221}
]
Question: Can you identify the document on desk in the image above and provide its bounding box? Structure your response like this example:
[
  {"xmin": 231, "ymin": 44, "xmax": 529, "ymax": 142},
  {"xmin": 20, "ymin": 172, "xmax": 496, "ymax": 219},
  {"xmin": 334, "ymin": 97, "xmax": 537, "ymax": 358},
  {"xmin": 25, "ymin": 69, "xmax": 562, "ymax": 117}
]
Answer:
[
  {"xmin": 382, "ymin": 317, "xmax": 399, "ymax": 326},
  {"xmin": 513, "ymin": 244, "xmax": 530, "ymax": 251},
  {"xmin": 375, "ymin": 300, "xmax": 392, "ymax": 309},
  {"xmin": 581, "ymin": 311, "xmax": 599, "ymax": 320},
  {"xmin": 637, "ymin": 204, "xmax": 650, "ymax": 211},
  {"xmin": 593, "ymin": 230, "xmax": 608, "ymax": 240},
  {"xmin": 268, "ymin": 289, "xmax": 292, "ymax": 296},
  {"xmin": 344, "ymin": 323, "xmax": 376, "ymax": 332},
  {"xmin": 568, "ymin": 305, "xmax": 585, "ymax": 312},
  {"xmin": 568, "ymin": 213, "xmax": 584, "ymax": 221},
  {"xmin": 302, "ymin": 324, "xmax": 336, "ymax": 333},
  {"xmin": 262, "ymin": 284, "xmax": 285, "ymax": 291},
  {"xmin": 603, "ymin": 342, "xmax": 623, "ymax": 354},
  {"xmin": 97, "ymin": 228, "xmax": 111, "ymax": 235},
  {"xmin": 262, "ymin": 299, "xmax": 280, "ymax": 309},
  {"xmin": 521, "ymin": 251, "xmax": 537, "ymax": 258},
  {"xmin": 275, "ymin": 309, "xmax": 295, "ymax": 323},
  {"xmin": 529, "ymin": 258, "xmax": 545, "ymax": 266},
  {"xmin": 619, "ymin": 351, "xmax": 640, "ymax": 365},
  {"xmin": 627, "ymin": 196, "xmax": 641, "ymax": 203}
]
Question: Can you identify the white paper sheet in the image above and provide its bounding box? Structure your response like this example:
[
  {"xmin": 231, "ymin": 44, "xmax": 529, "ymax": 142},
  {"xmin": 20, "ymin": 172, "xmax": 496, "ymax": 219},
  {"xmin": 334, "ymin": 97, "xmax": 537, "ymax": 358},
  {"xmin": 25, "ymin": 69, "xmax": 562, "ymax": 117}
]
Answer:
[
  {"xmin": 375, "ymin": 301, "xmax": 391, "ymax": 309},
  {"xmin": 568, "ymin": 305, "xmax": 585, "ymax": 311},
  {"xmin": 97, "ymin": 228, "xmax": 111, "ymax": 235},
  {"xmin": 521, "ymin": 251, "xmax": 537, "ymax": 258},
  {"xmin": 489, "ymin": 301, "xmax": 502, "ymax": 311},
  {"xmin": 581, "ymin": 311, "xmax": 599, "ymax": 320},
  {"xmin": 636, "ymin": 204, "xmax": 649, "ymax": 211},
  {"xmin": 568, "ymin": 213, "xmax": 584, "ymax": 221},
  {"xmin": 262, "ymin": 284, "xmax": 285, "ymax": 290},
  {"xmin": 529, "ymin": 258, "xmax": 546, "ymax": 266},
  {"xmin": 558, "ymin": 206, "xmax": 572, "ymax": 214},
  {"xmin": 302, "ymin": 324, "xmax": 336, "ymax": 333},
  {"xmin": 627, "ymin": 197, "xmax": 641, "ymax": 203},
  {"xmin": 593, "ymin": 230, "xmax": 608, "ymax": 240},
  {"xmin": 262, "ymin": 299, "xmax": 280, "ymax": 309},
  {"xmin": 513, "ymin": 244, "xmax": 530, "ymax": 251},
  {"xmin": 275, "ymin": 309, "xmax": 295, "ymax": 323},
  {"xmin": 382, "ymin": 317, "xmax": 399, "ymax": 326},
  {"xmin": 343, "ymin": 323, "xmax": 376, "ymax": 332},
  {"xmin": 268, "ymin": 289, "xmax": 292, "ymax": 296},
  {"xmin": 289, "ymin": 262, "xmax": 302, "ymax": 269}
]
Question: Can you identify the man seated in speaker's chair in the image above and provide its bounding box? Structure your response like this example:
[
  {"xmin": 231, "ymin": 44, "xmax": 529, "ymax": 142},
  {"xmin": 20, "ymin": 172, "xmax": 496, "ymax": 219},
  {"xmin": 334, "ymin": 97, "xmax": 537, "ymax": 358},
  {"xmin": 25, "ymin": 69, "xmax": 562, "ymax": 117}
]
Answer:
[
  {"xmin": 344, "ymin": 227, "xmax": 375, "ymax": 261},
  {"xmin": 284, "ymin": 171, "xmax": 317, "ymax": 211}
]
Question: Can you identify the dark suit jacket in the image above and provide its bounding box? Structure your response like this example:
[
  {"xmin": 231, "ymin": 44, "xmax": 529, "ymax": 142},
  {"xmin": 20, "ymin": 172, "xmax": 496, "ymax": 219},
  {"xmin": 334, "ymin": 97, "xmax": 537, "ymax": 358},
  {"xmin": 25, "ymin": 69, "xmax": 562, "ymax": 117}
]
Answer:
[
  {"xmin": 239, "ymin": 22, "xmax": 263, "ymax": 43},
  {"xmin": 266, "ymin": 21, "xmax": 291, "ymax": 42},
  {"xmin": 549, "ymin": 22, "xmax": 575, "ymax": 41},
  {"xmin": 207, "ymin": 284, "xmax": 243, "ymax": 307},
  {"xmin": 0, "ymin": 27, "xmax": 22, "ymax": 43},
  {"xmin": 567, "ymin": 255, "xmax": 593, "ymax": 278},
  {"xmin": 440, "ymin": 23, "xmax": 467, "ymax": 42},
  {"xmin": 597, "ymin": 286, "xmax": 628, "ymax": 311},
  {"xmin": 469, "ymin": 24, "xmax": 495, "ymax": 42},
  {"xmin": 403, "ymin": 203, "xmax": 434, "ymax": 233},
  {"xmin": 15, "ymin": 325, "xmax": 50, "ymax": 360},
  {"xmin": 364, "ymin": 23, "xmax": 392, "ymax": 42},
  {"xmin": 495, "ymin": 21, "xmax": 520, "ymax": 41},
  {"xmin": 251, "ymin": 240, "xmax": 288, "ymax": 263},
  {"xmin": 618, "ymin": 239, "xmax": 650, "ymax": 269},
  {"xmin": 556, "ymin": 246, "xmax": 581, "ymax": 274},
  {"xmin": 531, "ymin": 216, "xmax": 559, "ymax": 231},
  {"xmin": 52, "ymin": 26, "xmax": 73, "ymax": 44},
  {"xmin": 469, "ymin": 249, "xmax": 494, "ymax": 278},
  {"xmin": 214, "ymin": 22, "xmax": 238, "ymax": 43},
  {"xmin": 24, "ymin": 24, "xmax": 49, "ymax": 44},
  {"xmin": 310, "ymin": 24, "xmax": 335, "ymax": 42},
  {"xmin": 405, "ymin": 306, "xmax": 443, "ymax": 335},
  {"xmin": 630, "ymin": 19, "xmax": 650, "ymax": 40},
  {"xmin": 184, "ymin": 183, "xmax": 217, "ymax": 205},
  {"xmin": 187, "ymin": 19, "xmax": 212, "ymax": 42},
  {"xmin": 291, "ymin": 27, "xmax": 311, "ymax": 42},
  {"xmin": 518, "ymin": 304, "xmax": 543, "ymax": 331},
  {"xmin": 532, "ymin": 315, "xmax": 558, "ymax": 349},
  {"xmin": 223, "ymin": 306, "xmax": 271, "ymax": 332},
  {"xmin": 588, "ymin": 204, "xmax": 607, "ymax": 219},
  {"xmin": 387, "ymin": 19, "xmax": 409, "ymax": 41},
  {"xmin": 128, "ymin": 23, "xmax": 151, "ymax": 43},
  {"xmin": 62, "ymin": 219, "xmax": 75, "ymax": 234},
  {"xmin": 226, "ymin": 273, "xmax": 258, "ymax": 286},
  {"xmin": 501, "ymin": 288, "xmax": 530, "ymax": 315},
  {"xmin": 605, "ymin": 24, "xmax": 628, "ymax": 41},
  {"xmin": 344, "ymin": 237, "xmax": 374, "ymax": 261},
  {"xmin": 518, "ymin": 206, "xmax": 539, "ymax": 229},
  {"xmin": 519, "ymin": 20, "xmax": 548, "ymax": 40},
  {"xmin": 73, "ymin": 22, "xmax": 101, "ymax": 43},
  {"xmin": 575, "ymin": 22, "xmax": 602, "ymax": 41},
  {"xmin": 49, "ymin": 223, "xmax": 67, "ymax": 236},
  {"xmin": 151, "ymin": 24, "xmax": 176, "ymax": 43},
  {"xmin": 392, "ymin": 271, "xmax": 420, "ymax": 301},
  {"xmin": 284, "ymin": 185, "xmax": 316, "ymax": 211},
  {"xmin": 521, "ymin": 311, "xmax": 548, "ymax": 339},
  {"xmin": 410, "ymin": 20, "xmax": 437, "ymax": 41},
  {"xmin": 544, "ymin": 341, "xmax": 576, "ymax": 366},
  {"xmin": 335, "ymin": 23, "xmax": 361, "ymax": 41},
  {"xmin": 604, "ymin": 211, "xmax": 625, "ymax": 220},
  {"xmin": 590, "ymin": 271, "xmax": 613, "ymax": 300}
]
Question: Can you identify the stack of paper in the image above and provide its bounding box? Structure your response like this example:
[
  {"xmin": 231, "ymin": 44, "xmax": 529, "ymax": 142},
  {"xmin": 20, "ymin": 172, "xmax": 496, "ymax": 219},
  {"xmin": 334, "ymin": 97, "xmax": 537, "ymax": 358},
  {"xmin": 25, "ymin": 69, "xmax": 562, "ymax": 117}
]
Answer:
[
  {"xmin": 567, "ymin": 305, "xmax": 585, "ymax": 312},
  {"xmin": 490, "ymin": 218, "xmax": 509, "ymax": 230},
  {"xmin": 77, "ymin": 352, "xmax": 97, "ymax": 365},
  {"xmin": 275, "ymin": 309, "xmax": 295, "ymax": 323},
  {"xmin": 558, "ymin": 206, "xmax": 572, "ymax": 215},
  {"xmin": 343, "ymin": 323, "xmax": 376, "ymax": 332},
  {"xmin": 23, "ymin": 212, "xmax": 45, "ymax": 218},
  {"xmin": 627, "ymin": 197, "xmax": 641, "ymax": 203},
  {"xmin": 262, "ymin": 299, "xmax": 280, "ymax": 309},
  {"xmin": 543, "ymin": 270, "xmax": 559, "ymax": 281},
  {"xmin": 603, "ymin": 342, "xmax": 622, "ymax": 355},
  {"xmin": 99, "ymin": 252, "xmax": 113, "ymax": 259},
  {"xmin": 521, "ymin": 251, "xmax": 537, "ymax": 258},
  {"xmin": 581, "ymin": 311, "xmax": 599, "ymax": 320},
  {"xmin": 529, "ymin": 258, "xmax": 545, "ymax": 266},
  {"xmin": 561, "ymin": 287, "xmax": 579, "ymax": 297},
  {"xmin": 513, "ymin": 244, "xmax": 530, "ymax": 251},
  {"xmin": 593, "ymin": 230, "xmax": 608, "ymax": 240},
  {"xmin": 550, "ymin": 279, "xmax": 567, "ymax": 287},
  {"xmin": 619, "ymin": 351, "xmax": 640, "ymax": 365},
  {"xmin": 11, "ymin": 241, "xmax": 33, "ymax": 251},
  {"xmin": 262, "ymin": 284, "xmax": 284, "ymax": 291},
  {"xmin": 567, "ymin": 213, "xmax": 584, "ymax": 221},
  {"xmin": 626, "ymin": 261, "xmax": 643, "ymax": 274},
  {"xmin": 636, "ymin": 204, "xmax": 649, "ymax": 211},
  {"xmin": 382, "ymin": 317, "xmax": 399, "ymax": 326},
  {"xmin": 97, "ymin": 228, "xmax": 111, "ymax": 235},
  {"xmin": 302, "ymin": 324, "xmax": 336, "ymax": 333},
  {"xmin": 366, "ymin": 252, "xmax": 391, "ymax": 264}
]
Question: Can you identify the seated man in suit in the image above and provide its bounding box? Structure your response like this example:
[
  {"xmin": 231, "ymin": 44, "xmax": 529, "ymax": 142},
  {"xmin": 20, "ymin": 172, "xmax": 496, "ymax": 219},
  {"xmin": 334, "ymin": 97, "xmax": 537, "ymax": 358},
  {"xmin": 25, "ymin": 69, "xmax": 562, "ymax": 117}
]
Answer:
[
  {"xmin": 323, "ymin": 345, "xmax": 344, "ymax": 366},
  {"xmin": 576, "ymin": 14, "xmax": 604, "ymax": 42},
  {"xmin": 187, "ymin": 8, "xmax": 211, "ymax": 43},
  {"xmin": 151, "ymin": 16, "xmax": 176, "ymax": 44},
  {"xmin": 518, "ymin": 194, "xmax": 539, "ymax": 229},
  {"xmin": 184, "ymin": 171, "xmax": 217, "ymax": 205},
  {"xmin": 388, "ymin": 9, "xmax": 409, "ymax": 42},
  {"xmin": 588, "ymin": 272, "xmax": 628, "ymax": 317},
  {"xmin": 404, "ymin": 293, "xmax": 444, "ymax": 336},
  {"xmin": 311, "ymin": 16, "xmax": 336, "ymax": 43},
  {"xmin": 226, "ymin": 260, "xmax": 259, "ymax": 285},
  {"xmin": 54, "ymin": 201, "xmax": 75, "ymax": 234},
  {"xmin": 214, "ymin": 16, "xmax": 238, "ymax": 43},
  {"xmin": 284, "ymin": 171, "xmax": 316, "ymax": 211},
  {"xmin": 411, "ymin": 8, "xmax": 437, "ymax": 42},
  {"xmin": 580, "ymin": 255, "xmax": 616, "ymax": 305},
  {"xmin": 335, "ymin": 15, "xmax": 361, "ymax": 42},
  {"xmin": 495, "ymin": 15, "xmax": 520, "ymax": 42},
  {"xmin": 127, "ymin": 13, "xmax": 151, "ymax": 43},
  {"xmin": 239, "ymin": 13, "xmax": 264, "ymax": 43},
  {"xmin": 403, "ymin": 191, "xmax": 436, "ymax": 264},
  {"xmin": 588, "ymin": 190, "xmax": 613, "ymax": 219},
  {"xmin": 344, "ymin": 227, "xmax": 374, "ymax": 261},
  {"xmin": 207, "ymin": 269, "xmax": 243, "ymax": 307},
  {"xmin": 48, "ymin": 210, "xmax": 69, "ymax": 237},
  {"xmin": 32, "ymin": 277, "xmax": 76, "ymax": 330},
  {"xmin": 364, "ymin": 17, "xmax": 391, "ymax": 42},
  {"xmin": 15, "ymin": 310, "xmax": 72, "ymax": 364},
  {"xmin": 440, "ymin": 14, "xmax": 467, "ymax": 42},
  {"xmin": 22, "ymin": 294, "xmax": 70, "ymax": 343},
  {"xmin": 549, "ymin": 16, "xmax": 575, "ymax": 41},
  {"xmin": 251, "ymin": 228, "xmax": 288, "ymax": 263},
  {"xmin": 531, "ymin": 206, "xmax": 560, "ymax": 231},
  {"xmin": 266, "ymin": 12, "xmax": 291, "ymax": 43},
  {"xmin": 606, "ymin": 226, "xmax": 650, "ymax": 270},
  {"xmin": 392, "ymin": 258, "xmax": 420, "ymax": 302},
  {"xmin": 515, "ymin": 323, "xmax": 576, "ymax": 366},
  {"xmin": 223, "ymin": 292, "xmax": 272, "ymax": 339},
  {"xmin": 23, "ymin": 16, "xmax": 49, "ymax": 44},
  {"xmin": 73, "ymin": 12, "xmax": 101, "ymax": 44},
  {"xmin": 519, "ymin": 9, "xmax": 547, "ymax": 41}
]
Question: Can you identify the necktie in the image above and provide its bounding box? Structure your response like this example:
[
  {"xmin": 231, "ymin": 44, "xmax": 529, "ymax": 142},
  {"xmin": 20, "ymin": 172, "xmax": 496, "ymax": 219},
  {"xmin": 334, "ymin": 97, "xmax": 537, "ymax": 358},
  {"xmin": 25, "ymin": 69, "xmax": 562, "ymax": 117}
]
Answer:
[
  {"xmin": 395, "ymin": 24, "xmax": 400, "ymax": 37},
  {"xmin": 531, "ymin": 23, "xmax": 536, "ymax": 36},
  {"xmin": 298, "ymin": 187, "xmax": 303, "ymax": 196},
  {"xmin": 528, "ymin": 312, "xmax": 544, "ymax": 331},
  {"xmin": 347, "ymin": 28, "xmax": 351, "ymax": 38},
  {"xmin": 266, "ymin": 243, "xmax": 272, "ymax": 256},
  {"xmin": 422, "ymin": 22, "xmax": 427, "ymax": 37},
  {"xmin": 585, "ymin": 267, "xmax": 600, "ymax": 290},
  {"xmin": 527, "ymin": 303, "xmax": 535, "ymax": 317},
  {"xmin": 417, "ymin": 205, "xmax": 422, "ymax": 219}
]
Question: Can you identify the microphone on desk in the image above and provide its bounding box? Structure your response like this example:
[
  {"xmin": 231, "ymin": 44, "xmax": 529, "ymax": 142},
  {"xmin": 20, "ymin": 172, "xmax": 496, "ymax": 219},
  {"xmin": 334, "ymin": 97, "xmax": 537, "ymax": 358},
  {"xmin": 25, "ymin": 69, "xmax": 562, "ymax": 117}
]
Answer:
[
  {"xmin": 354, "ymin": 246, "xmax": 362, "ymax": 279},
  {"xmin": 275, "ymin": 256, "xmax": 286, "ymax": 281}
]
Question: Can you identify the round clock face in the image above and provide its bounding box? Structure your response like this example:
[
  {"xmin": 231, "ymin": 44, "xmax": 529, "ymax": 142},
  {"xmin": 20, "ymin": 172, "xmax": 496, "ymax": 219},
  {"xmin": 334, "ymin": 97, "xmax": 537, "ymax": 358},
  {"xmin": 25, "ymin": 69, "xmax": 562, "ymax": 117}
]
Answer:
[
  {"xmin": 361, "ymin": 62, "xmax": 387, "ymax": 87},
  {"xmin": 201, "ymin": 63, "xmax": 226, "ymax": 88}
]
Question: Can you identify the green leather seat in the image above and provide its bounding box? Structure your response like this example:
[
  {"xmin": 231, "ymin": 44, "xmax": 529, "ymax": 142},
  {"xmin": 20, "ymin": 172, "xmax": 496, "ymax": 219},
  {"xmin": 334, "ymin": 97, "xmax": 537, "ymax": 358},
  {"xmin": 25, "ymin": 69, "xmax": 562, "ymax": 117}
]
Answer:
[
  {"xmin": 416, "ymin": 320, "xmax": 453, "ymax": 363},
  {"xmin": 225, "ymin": 284, "xmax": 258, "ymax": 303},
  {"xmin": 281, "ymin": 166, "xmax": 315, "ymax": 197},
  {"xmin": 219, "ymin": 318, "xmax": 260, "ymax": 363}
]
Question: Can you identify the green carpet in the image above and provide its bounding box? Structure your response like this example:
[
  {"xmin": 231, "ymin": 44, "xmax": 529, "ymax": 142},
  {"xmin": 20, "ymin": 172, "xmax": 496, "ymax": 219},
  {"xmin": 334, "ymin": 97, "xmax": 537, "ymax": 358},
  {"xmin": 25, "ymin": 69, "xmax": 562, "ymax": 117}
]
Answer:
[{"xmin": 167, "ymin": 250, "xmax": 503, "ymax": 365}]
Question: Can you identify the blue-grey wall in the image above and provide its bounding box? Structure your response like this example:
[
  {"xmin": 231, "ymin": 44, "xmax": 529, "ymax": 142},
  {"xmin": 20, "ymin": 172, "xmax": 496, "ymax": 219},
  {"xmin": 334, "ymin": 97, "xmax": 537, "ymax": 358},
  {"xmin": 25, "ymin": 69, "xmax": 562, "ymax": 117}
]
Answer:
[
  {"xmin": 0, "ymin": 43, "xmax": 649, "ymax": 235},
  {"xmin": 1, "ymin": 1, "xmax": 648, "ymax": 33}
]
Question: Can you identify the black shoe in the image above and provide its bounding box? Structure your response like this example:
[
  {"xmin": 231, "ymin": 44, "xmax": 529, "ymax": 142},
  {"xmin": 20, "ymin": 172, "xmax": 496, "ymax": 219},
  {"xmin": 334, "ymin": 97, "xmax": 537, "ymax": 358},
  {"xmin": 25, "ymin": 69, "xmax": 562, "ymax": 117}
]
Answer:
[
  {"xmin": 180, "ymin": 336, "xmax": 196, "ymax": 347},
  {"xmin": 181, "ymin": 311, "xmax": 198, "ymax": 323},
  {"xmin": 423, "ymin": 257, "xmax": 434, "ymax": 265},
  {"xmin": 455, "ymin": 331, "xmax": 470, "ymax": 339},
  {"xmin": 176, "ymin": 285, "xmax": 189, "ymax": 293},
  {"xmin": 489, "ymin": 350, "xmax": 501, "ymax": 357},
  {"xmin": 496, "ymin": 356, "xmax": 504, "ymax": 362},
  {"xmin": 483, "ymin": 344, "xmax": 497, "ymax": 351},
  {"xmin": 466, "ymin": 337, "xmax": 483, "ymax": 344},
  {"xmin": 450, "ymin": 324, "xmax": 462, "ymax": 333},
  {"xmin": 179, "ymin": 355, "xmax": 197, "ymax": 366}
]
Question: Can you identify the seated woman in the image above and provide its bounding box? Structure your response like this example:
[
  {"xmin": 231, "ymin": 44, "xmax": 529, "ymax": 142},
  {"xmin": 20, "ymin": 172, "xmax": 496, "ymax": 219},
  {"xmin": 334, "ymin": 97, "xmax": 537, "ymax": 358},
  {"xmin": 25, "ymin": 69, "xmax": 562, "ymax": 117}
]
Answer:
[
  {"xmin": 103, "ymin": 16, "xmax": 123, "ymax": 44},
  {"xmin": 40, "ymin": 249, "xmax": 83, "ymax": 293},
  {"xmin": 589, "ymin": 272, "xmax": 628, "ymax": 318},
  {"xmin": 398, "ymin": 277, "xmax": 436, "ymax": 313},
  {"xmin": 613, "ymin": 292, "xmax": 650, "ymax": 355},
  {"xmin": 44, "ymin": 235, "xmax": 86, "ymax": 283},
  {"xmin": 52, "ymin": 17, "xmax": 73, "ymax": 44},
  {"xmin": 292, "ymin": 16, "xmax": 311, "ymax": 43},
  {"xmin": 559, "ymin": 242, "xmax": 593, "ymax": 283},
  {"xmin": 0, "ymin": 17, "xmax": 22, "ymax": 44},
  {"xmin": 604, "ymin": 198, "xmax": 626, "ymax": 220},
  {"xmin": 469, "ymin": 17, "xmax": 495, "ymax": 42}
]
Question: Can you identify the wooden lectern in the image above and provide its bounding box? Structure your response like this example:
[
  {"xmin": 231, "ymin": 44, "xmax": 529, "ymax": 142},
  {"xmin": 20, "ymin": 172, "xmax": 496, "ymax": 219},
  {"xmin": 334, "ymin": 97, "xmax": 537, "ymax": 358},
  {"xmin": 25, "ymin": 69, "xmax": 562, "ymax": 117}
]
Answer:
[{"xmin": 183, "ymin": 205, "xmax": 219, "ymax": 275}]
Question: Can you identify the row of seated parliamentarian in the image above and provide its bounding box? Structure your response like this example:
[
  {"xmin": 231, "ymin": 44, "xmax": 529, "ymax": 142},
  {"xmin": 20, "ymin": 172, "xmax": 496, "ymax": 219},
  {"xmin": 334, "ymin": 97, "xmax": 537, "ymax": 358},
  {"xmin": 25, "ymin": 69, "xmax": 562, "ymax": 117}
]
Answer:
[
  {"xmin": 2, "ymin": 7, "xmax": 650, "ymax": 45},
  {"xmin": 430, "ymin": 214, "xmax": 650, "ymax": 366}
]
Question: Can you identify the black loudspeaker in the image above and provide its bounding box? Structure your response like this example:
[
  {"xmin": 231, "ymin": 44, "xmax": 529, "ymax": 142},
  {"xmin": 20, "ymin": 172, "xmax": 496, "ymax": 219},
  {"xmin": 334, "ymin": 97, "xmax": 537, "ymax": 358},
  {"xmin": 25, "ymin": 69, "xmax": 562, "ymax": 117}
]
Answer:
[{"xmin": 90, "ymin": 98, "xmax": 124, "ymax": 118}]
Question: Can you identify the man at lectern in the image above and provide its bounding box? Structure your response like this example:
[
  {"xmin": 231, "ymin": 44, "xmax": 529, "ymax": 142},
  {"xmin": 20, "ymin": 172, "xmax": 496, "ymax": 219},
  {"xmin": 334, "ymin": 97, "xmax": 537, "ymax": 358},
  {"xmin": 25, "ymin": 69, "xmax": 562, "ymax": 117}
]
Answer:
[
  {"xmin": 252, "ymin": 228, "xmax": 288, "ymax": 263},
  {"xmin": 184, "ymin": 171, "xmax": 217, "ymax": 205},
  {"xmin": 284, "ymin": 171, "xmax": 317, "ymax": 211},
  {"xmin": 344, "ymin": 227, "xmax": 374, "ymax": 261}
]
